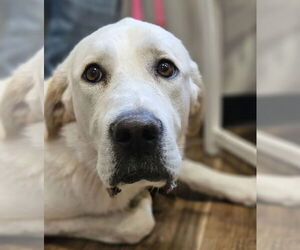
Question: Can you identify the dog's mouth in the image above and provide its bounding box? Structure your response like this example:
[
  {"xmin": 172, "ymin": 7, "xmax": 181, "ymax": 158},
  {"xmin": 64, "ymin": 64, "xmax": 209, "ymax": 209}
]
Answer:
[
  {"xmin": 105, "ymin": 109, "xmax": 179, "ymax": 197},
  {"xmin": 112, "ymin": 167, "xmax": 171, "ymax": 185},
  {"xmin": 106, "ymin": 157, "xmax": 176, "ymax": 197}
]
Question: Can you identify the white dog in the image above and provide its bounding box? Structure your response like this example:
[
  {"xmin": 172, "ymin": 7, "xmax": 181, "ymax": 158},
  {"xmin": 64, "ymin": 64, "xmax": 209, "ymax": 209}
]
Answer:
[{"xmin": 43, "ymin": 18, "xmax": 256, "ymax": 244}]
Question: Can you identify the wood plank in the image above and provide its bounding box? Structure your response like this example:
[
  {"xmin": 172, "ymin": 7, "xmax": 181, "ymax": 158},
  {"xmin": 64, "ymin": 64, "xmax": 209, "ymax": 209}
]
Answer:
[
  {"xmin": 257, "ymin": 205, "xmax": 300, "ymax": 250},
  {"xmin": 200, "ymin": 202, "xmax": 256, "ymax": 250}
]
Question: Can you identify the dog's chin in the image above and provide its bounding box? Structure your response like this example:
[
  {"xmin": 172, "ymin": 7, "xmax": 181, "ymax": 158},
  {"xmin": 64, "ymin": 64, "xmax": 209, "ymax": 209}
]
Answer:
[
  {"xmin": 106, "ymin": 179, "xmax": 176, "ymax": 198},
  {"xmin": 97, "ymin": 159, "xmax": 177, "ymax": 197},
  {"xmin": 105, "ymin": 162, "xmax": 177, "ymax": 197}
]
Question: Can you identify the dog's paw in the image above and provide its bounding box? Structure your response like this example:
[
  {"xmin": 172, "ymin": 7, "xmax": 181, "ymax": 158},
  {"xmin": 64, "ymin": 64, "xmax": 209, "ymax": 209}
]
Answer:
[
  {"xmin": 118, "ymin": 214, "xmax": 155, "ymax": 244},
  {"xmin": 225, "ymin": 177, "xmax": 256, "ymax": 206},
  {"xmin": 117, "ymin": 210, "xmax": 155, "ymax": 244},
  {"xmin": 117, "ymin": 190, "xmax": 155, "ymax": 244},
  {"xmin": 258, "ymin": 176, "xmax": 300, "ymax": 206}
]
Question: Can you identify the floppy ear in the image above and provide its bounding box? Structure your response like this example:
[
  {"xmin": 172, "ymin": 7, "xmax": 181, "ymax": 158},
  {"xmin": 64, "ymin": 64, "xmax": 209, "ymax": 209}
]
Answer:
[
  {"xmin": 44, "ymin": 64, "xmax": 75, "ymax": 139},
  {"xmin": 0, "ymin": 50, "xmax": 43, "ymax": 138},
  {"xmin": 187, "ymin": 61, "xmax": 205, "ymax": 136},
  {"xmin": 0, "ymin": 74, "xmax": 33, "ymax": 138}
]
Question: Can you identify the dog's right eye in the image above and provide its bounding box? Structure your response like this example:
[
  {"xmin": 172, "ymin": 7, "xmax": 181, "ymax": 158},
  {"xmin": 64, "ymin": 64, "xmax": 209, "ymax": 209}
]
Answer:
[
  {"xmin": 156, "ymin": 59, "xmax": 178, "ymax": 79},
  {"xmin": 82, "ymin": 64, "xmax": 103, "ymax": 83}
]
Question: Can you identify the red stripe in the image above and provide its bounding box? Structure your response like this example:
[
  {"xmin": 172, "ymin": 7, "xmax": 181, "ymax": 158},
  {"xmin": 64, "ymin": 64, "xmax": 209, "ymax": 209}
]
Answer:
[
  {"xmin": 131, "ymin": 0, "xmax": 144, "ymax": 20},
  {"xmin": 154, "ymin": 0, "xmax": 165, "ymax": 27}
]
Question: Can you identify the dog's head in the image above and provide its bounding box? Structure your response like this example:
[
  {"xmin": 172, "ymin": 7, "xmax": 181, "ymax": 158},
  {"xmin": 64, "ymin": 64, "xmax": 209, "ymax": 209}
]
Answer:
[{"xmin": 45, "ymin": 18, "xmax": 204, "ymax": 195}]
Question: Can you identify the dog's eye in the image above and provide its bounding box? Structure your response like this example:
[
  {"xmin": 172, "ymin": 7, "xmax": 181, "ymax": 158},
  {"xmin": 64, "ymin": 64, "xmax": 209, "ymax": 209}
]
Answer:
[
  {"xmin": 82, "ymin": 64, "xmax": 103, "ymax": 83},
  {"xmin": 156, "ymin": 60, "xmax": 178, "ymax": 78}
]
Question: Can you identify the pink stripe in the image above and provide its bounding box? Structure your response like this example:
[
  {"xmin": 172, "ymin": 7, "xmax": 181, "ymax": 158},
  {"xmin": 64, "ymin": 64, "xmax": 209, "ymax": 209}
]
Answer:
[
  {"xmin": 131, "ymin": 0, "xmax": 144, "ymax": 20},
  {"xmin": 154, "ymin": 0, "xmax": 165, "ymax": 27}
]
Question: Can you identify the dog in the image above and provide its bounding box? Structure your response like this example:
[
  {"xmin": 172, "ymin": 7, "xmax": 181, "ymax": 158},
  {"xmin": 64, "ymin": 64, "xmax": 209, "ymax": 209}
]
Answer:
[{"xmin": 43, "ymin": 18, "xmax": 256, "ymax": 244}]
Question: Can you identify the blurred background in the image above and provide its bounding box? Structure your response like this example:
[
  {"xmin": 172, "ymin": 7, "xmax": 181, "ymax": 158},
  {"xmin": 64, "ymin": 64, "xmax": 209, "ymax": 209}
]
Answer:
[{"xmin": 0, "ymin": 0, "xmax": 43, "ymax": 78}]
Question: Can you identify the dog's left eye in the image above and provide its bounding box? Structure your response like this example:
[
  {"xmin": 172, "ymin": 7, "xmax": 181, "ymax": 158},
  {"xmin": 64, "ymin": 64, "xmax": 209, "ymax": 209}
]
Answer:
[
  {"xmin": 156, "ymin": 59, "xmax": 178, "ymax": 78},
  {"xmin": 82, "ymin": 64, "xmax": 103, "ymax": 83}
]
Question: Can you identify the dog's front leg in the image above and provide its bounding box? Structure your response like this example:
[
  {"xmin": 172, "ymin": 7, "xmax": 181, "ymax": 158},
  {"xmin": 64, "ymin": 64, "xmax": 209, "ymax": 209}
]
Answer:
[
  {"xmin": 257, "ymin": 175, "xmax": 300, "ymax": 206},
  {"xmin": 180, "ymin": 159, "xmax": 256, "ymax": 205},
  {"xmin": 45, "ymin": 190, "xmax": 155, "ymax": 244}
]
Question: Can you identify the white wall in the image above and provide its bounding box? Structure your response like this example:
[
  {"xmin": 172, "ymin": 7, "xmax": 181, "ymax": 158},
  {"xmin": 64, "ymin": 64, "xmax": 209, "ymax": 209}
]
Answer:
[{"xmin": 258, "ymin": 0, "xmax": 300, "ymax": 96}]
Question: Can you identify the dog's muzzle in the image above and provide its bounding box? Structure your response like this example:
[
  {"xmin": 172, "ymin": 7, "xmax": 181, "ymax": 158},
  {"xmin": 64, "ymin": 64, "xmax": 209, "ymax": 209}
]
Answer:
[{"xmin": 108, "ymin": 110, "xmax": 172, "ymax": 190}]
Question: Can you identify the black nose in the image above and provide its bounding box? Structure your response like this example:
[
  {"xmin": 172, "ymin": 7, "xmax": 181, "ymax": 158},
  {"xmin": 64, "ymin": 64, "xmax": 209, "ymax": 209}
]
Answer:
[{"xmin": 110, "ymin": 110, "xmax": 163, "ymax": 154}]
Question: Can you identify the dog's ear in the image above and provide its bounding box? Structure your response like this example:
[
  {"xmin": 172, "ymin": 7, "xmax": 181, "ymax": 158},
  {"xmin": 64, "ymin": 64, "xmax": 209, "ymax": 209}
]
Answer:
[
  {"xmin": 44, "ymin": 63, "xmax": 75, "ymax": 139},
  {"xmin": 0, "ymin": 50, "xmax": 43, "ymax": 139},
  {"xmin": 187, "ymin": 61, "xmax": 205, "ymax": 136},
  {"xmin": 0, "ymin": 73, "xmax": 33, "ymax": 138}
]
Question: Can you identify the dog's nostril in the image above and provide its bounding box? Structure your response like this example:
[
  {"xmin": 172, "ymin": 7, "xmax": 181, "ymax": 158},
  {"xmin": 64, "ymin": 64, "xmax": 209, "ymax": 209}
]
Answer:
[
  {"xmin": 142, "ymin": 126, "xmax": 158, "ymax": 141},
  {"xmin": 115, "ymin": 128, "xmax": 132, "ymax": 143}
]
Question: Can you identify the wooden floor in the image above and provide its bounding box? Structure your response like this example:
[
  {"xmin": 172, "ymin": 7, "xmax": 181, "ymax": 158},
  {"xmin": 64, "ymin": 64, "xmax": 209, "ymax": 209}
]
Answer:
[
  {"xmin": 44, "ymin": 128, "xmax": 256, "ymax": 250},
  {"xmin": 257, "ymin": 204, "xmax": 300, "ymax": 250}
]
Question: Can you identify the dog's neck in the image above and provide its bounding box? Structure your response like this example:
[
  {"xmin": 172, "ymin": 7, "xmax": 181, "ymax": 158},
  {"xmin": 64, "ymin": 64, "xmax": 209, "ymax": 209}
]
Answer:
[{"xmin": 61, "ymin": 122, "xmax": 98, "ymax": 168}]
